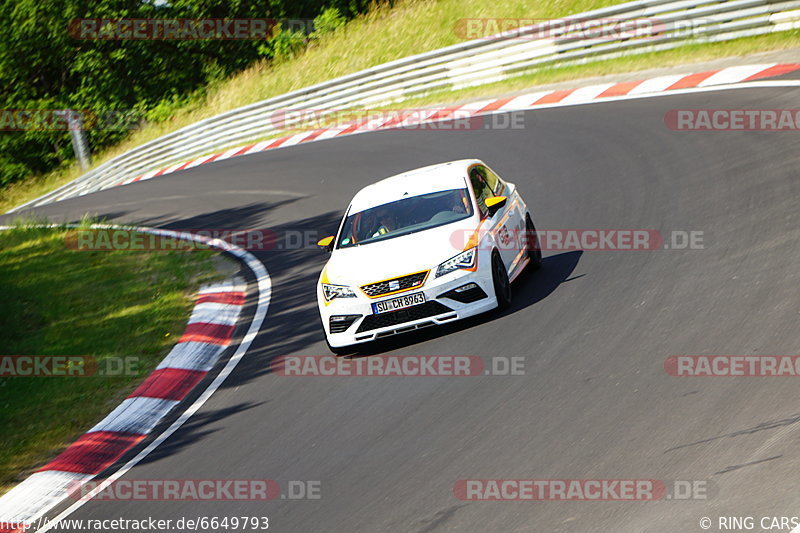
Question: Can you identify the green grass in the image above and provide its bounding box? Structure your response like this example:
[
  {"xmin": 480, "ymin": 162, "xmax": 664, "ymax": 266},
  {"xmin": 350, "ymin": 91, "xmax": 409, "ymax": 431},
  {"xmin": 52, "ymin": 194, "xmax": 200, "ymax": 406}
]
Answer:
[
  {"xmin": 2, "ymin": 0, "xmax": 799, "ymax": 213},
  {"xmin": 0, "ymin": 224, "xmax": 227, "ymax": 493}
]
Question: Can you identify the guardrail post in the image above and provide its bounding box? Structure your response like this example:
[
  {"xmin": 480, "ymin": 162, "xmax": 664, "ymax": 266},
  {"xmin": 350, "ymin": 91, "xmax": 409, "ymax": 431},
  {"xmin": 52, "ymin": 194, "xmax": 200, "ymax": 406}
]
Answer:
[{"xmin": 64, "ymin": 109, "xmax": 92, "ymax": 171}]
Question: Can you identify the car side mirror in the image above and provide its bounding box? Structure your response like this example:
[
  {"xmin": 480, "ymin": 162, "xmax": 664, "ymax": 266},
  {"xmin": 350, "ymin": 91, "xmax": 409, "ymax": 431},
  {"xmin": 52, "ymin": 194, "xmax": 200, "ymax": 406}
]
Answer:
[
  {"xmin": 485, "ymin": 196, "xmax": 508, "ymax": 217},
  {"xmin": 317, "ymin": 235, "xmax": 334, "ymax": 252}
]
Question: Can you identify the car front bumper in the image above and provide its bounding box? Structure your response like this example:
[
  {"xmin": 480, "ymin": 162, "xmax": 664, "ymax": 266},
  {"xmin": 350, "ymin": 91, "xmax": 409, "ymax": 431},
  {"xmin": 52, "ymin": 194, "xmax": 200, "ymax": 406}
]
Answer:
[{"xmin": 318, "ymin": 268, "xmax": 498, "ymax": 348}]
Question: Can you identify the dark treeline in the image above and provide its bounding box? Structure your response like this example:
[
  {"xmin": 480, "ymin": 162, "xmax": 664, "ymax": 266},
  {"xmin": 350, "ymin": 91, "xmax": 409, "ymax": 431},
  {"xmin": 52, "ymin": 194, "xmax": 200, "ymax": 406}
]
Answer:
[{"xmin": 0, "ymin": 0, "xmax": 375, "ymax": 187}]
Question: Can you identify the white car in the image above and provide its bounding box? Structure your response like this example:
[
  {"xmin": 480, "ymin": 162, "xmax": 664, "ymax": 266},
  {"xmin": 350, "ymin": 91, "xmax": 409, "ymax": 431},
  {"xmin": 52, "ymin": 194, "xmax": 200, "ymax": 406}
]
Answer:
[{"xmin": 316, "ymin": 159, "xmax": 541, "ymax": 354}]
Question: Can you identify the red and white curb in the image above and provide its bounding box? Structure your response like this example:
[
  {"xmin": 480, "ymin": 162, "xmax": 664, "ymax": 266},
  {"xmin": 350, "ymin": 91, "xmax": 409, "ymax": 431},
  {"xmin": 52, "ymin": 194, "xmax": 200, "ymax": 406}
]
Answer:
[
  {"xmin": 0, "ymin": 278, "xmax": 244, "ymax": 526},
  {"xmin": 0, "ymin": 228, "xmax": 271, "ymax": 531},
  {"xmin": 114, "ymin": 62, "xmax": 800, "ymax": 189}
]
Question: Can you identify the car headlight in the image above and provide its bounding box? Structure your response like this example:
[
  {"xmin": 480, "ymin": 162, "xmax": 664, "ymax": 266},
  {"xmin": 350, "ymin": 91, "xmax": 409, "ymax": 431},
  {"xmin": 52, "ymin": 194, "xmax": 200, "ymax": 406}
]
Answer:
[
  {"xmin": 436, "ymin": 247, "xmax": 477, "ymax": 278},
  {"xmin": 321, "ymin": 283, "xmax": 357, "ymax": 302}
]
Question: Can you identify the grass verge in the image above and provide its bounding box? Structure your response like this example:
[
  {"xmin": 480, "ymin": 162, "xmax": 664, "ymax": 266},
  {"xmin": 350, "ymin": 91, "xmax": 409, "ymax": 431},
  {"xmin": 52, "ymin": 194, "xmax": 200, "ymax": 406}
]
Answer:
[
  {"xmin": 0, "ymin": 224, "xmax": 229, "ymax": 494},
  {"xmin": 2, "ymin": 0, "xmax": 799, "ymax": 213}
]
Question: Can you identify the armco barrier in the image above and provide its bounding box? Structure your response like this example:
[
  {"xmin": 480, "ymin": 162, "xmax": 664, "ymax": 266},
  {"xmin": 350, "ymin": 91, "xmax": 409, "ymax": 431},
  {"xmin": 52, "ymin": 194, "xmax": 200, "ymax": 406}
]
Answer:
[{"xmin": 9, "ymin": 0, "xmax": 800, "ymax": 212}]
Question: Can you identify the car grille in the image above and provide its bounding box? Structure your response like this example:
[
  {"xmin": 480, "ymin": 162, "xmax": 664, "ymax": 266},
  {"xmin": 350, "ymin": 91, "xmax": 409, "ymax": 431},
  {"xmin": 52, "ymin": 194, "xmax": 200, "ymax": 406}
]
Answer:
[
  {"xmin": 360, "ymin": 271, "xmax": 428, "ymax": 298},
  {"xmin": 356, "ymin": 301, "xmax": 453, "ymax": 333}
]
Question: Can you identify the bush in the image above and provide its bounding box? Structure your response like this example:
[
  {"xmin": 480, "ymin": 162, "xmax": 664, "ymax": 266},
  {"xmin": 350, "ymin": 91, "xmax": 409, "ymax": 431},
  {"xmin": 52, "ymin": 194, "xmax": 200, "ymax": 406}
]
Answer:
[
  {"xmin": 0, "ymin": 0, "xmax": 373, "ymax": 191},
  {"xmin": 311, "ymin": 7, "xmax": 347, "ymax": 38}
]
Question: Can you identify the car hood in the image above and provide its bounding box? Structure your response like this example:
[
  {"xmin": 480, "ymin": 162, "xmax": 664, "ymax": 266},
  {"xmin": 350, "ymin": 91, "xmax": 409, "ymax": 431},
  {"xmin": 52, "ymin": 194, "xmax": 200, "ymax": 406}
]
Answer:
[{"xmin": 322, "ymin": 218, "xmax": 478, "ymax": 286}]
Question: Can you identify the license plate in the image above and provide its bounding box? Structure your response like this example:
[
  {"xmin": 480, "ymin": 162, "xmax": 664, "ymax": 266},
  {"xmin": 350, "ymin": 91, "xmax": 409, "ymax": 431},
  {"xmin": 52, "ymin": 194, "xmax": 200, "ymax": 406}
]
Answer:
[{"xmin": 372, "ymin": 292, "xmax": 426, "ymax": 314}]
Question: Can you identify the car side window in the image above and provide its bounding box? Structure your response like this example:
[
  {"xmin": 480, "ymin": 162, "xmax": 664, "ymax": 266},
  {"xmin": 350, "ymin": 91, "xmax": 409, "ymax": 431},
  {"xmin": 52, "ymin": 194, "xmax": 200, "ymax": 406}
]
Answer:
[
  {"xmin": 484, "ymin": 166, "xmax": 504, "ymax": 194},
  {"xmin": 469, "ymin": 166, "xmax": 494, "ymax": 217}
]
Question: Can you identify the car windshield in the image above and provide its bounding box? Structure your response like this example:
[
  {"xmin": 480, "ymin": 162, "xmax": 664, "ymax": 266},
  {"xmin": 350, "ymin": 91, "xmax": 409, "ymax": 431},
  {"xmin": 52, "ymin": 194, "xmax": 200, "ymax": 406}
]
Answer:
[{"xmin": 337, "ymin": 188, "xmax": 473, "ymax": 249}]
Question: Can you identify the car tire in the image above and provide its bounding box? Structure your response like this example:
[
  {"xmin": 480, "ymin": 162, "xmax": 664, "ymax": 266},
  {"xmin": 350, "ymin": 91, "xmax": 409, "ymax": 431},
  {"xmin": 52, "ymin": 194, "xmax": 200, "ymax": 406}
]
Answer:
[
  {"xmin": 492, "ymin": 251, "xmax": 512, "ymax": 311},
  {"xmin": 526, "ymin": 214, "xmax": 542, "ymax": 271},
  {"xmin": 326, "ymin": 339, "xmax": 352, "ymax": 357}
]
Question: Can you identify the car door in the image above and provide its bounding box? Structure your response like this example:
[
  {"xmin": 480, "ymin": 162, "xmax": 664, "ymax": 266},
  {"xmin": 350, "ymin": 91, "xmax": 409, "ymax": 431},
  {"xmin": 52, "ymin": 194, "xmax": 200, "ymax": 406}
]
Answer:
[
  {"xmin": 468, "ymin": 164, "xmax": 520, "ymax": 270},
  {"xmin": 484, "ymin": 164, "xmax": 526, "ymax": 270}
]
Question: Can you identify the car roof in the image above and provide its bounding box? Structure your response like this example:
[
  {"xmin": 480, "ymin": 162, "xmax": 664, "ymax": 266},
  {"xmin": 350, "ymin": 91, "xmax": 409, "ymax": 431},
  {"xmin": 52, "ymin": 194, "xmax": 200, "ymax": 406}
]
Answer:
[{"xmin": 347, "ymin": 159, "xmax": 482, "ymax": 214}]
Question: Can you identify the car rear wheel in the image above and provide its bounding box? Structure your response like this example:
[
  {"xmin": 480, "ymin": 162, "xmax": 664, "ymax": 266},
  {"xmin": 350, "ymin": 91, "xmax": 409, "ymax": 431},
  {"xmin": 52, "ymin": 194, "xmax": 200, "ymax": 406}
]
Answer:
[
  {"xmin": 492, "ymin": 252, "xmax": 511, "ymax": 310},
  {"xmin": 526, "ymin": 214, "xmax": 542, "ymax": 271}
]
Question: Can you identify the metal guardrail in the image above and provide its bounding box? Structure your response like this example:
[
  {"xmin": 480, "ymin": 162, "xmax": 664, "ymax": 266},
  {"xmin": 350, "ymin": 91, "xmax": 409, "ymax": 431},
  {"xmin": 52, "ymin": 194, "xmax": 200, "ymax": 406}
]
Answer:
[{"xmin": 10, "ymin": 0, "xmax": 800, "ymax": 212}]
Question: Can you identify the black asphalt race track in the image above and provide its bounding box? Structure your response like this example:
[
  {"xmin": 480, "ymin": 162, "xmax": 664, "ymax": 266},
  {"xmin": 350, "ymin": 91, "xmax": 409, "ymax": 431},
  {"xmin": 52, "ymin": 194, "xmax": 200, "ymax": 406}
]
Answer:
[{"xmin": 5, "ymin": 83, "xmax": 800, "ymax": 532}]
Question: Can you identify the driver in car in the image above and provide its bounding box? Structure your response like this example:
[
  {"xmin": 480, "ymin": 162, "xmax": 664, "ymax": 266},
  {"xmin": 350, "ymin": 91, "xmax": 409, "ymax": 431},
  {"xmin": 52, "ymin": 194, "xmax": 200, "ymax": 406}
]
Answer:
[{"xmin": 371, "ymin": 206, "xmax": 396, "ymax": 238}]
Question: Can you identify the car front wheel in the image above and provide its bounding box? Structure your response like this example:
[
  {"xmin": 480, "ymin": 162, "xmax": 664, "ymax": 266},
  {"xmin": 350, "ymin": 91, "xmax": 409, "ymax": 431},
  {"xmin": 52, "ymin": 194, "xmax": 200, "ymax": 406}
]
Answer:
[
  {"xmin": 526, "ymin": 214, "xmax": 542, "ymax": 271},
  {"xmin": 491, "ymin": 252, "xmax": 511, "ymax": 311}
]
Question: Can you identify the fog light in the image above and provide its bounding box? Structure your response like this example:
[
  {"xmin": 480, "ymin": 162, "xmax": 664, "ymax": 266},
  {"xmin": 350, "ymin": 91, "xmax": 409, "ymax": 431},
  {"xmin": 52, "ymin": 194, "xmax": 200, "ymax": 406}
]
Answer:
[
  {"xmin": 439, "ymin": 284, "xmax": 487, "ymax": 303},
  {"xmin": 329, "ymin": 314, "xmax": 361, "ymax": 333}
]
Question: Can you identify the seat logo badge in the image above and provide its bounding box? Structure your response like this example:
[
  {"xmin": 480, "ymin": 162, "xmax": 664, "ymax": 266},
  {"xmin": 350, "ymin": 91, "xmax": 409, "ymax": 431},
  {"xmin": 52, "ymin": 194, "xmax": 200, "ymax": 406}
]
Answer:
[{"xmin": 389, "ymin": 280, "xmax": 400, "ymax": 291}]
